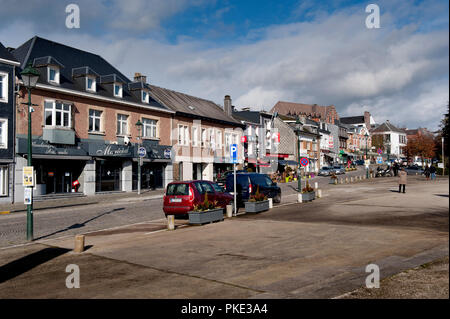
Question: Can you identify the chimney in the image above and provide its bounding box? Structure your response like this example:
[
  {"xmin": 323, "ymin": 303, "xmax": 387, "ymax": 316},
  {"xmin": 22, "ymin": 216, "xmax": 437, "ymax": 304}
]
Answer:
[
  {"xmin": 224, "ymin": 95, "xmax": 232, "ymax": 116},
  {"xmin": 134, "ymin": 72, "xmax": 147, "ymax": 83},
  {"xmin": 364, "ymin": 111, "xmax": 371, "ymax": 129}
]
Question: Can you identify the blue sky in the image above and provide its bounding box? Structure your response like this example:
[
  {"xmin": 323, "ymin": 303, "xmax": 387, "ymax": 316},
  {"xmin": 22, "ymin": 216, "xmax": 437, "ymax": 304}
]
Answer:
[{"xmin": 0, "ymin": 0, "xmax": 448, "ymax": 130}]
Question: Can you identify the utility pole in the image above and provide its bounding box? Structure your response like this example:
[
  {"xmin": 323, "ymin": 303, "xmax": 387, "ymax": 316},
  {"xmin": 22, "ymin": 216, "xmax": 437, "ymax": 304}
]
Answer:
[{"xmin": 442, "ymin": 137, "xmax": 445, "ymax": 176}]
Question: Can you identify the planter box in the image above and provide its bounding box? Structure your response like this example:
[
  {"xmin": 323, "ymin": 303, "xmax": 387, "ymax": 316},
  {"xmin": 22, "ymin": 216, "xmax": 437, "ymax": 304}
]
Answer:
[
  {"xmin": 188, "ymin": 208, "xmax": 224, "ymax": 225},
  {"xmin": 329, "ymin": 178, "xmax": 338, "ymax": 184},
  {"xmin": 245, "ymin": 200, "xmax": 270, "ymax": 213},
  {"xmin": 301, "ymin": 192, "xmax": 315, "ymax": 201}
]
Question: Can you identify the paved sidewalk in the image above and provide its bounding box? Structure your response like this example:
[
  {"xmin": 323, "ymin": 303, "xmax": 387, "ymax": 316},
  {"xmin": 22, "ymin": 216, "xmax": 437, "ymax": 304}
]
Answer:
[
  {"xmin": 0, "ymin": 188, "xmax": 165, "ymax": 214},
  {"xmin": 0, "ymin": 177, "xmax": 448, "ymax": 298}
]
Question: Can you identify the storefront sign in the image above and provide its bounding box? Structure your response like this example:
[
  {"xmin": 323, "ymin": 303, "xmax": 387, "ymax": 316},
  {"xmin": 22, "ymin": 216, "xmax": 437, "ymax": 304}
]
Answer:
[
  {"xmin": 23, "ymin": 166, "xmax": 34, "ymax": 187},
  {"xmin": 90, "ymin": 143, "xmax": 133, "ymax": 157},
  {"xmin": 17, "ymin": 138, "xmax": 89, "ymax": 157},
  {"xmin": 138, "ymin": 147, "xmax": 147, "ymax": 158}
]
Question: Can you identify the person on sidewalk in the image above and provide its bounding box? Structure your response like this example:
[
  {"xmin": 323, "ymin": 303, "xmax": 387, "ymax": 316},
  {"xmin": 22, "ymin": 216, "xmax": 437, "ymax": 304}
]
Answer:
[
  {"xmin": 393, "ymin": 161, "xmax": 399, "ymax": 177},
  {"xmin": 430, "ymin": 164, "xmax": 437, "ymax": 180},
  {"xmin": 424, "ymin": 165, "xmax": 430, "ymax": 180},
  {"xmin": 398, "ymin": 167, "xmax": 407, "ymax": 193}
]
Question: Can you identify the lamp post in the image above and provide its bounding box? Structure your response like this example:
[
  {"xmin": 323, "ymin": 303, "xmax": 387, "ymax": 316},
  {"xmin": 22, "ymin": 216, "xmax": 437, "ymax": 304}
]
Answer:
[
  {"xmin": 20, "ymin": 63, "xmax": 40, "ymax": 241},
  {"xmin": 365, "ymin": 132, "xmax": 369, "ymax": 179},
  {"xmin": 135, "ymin": 120, "xmax": 143, "ymax": 195},
  {"xmin": 295, "ymin": 117, "xmax": 302, "ymax": 193},
  {"xmin": 442, "ymin": 137, "xmax": 445, "ymax": 176}
]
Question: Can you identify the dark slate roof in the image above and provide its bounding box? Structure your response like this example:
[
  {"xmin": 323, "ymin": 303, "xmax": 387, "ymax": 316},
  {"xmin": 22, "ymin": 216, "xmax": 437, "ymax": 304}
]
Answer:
[
  {"xmin": 371, "ymin": 121, "xmax": 405, "ymax": 134},
  {"xmin": 148, "ymin": 84, "xmax": 243, "ymax": 127},
  {"xmin": 11, "ymin": 36, "xmax": 169, "ymax": 112},
  {"xmin": 232, "ymin": 110, "xmax": 262, "ymax": 125},
  {"xmin": 0, "ymin": 42, "xmax": 19, "ymax": 63},
  {"xmin": 340, "ymin": 116, "xmax": 365, "ymax": 125}
]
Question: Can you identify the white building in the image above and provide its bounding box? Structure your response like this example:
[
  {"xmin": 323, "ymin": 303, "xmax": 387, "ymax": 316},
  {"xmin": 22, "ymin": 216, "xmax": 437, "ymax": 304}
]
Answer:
[{"xmin": 370, "ymin": 121, "xmax": 407, "ymax": 160}]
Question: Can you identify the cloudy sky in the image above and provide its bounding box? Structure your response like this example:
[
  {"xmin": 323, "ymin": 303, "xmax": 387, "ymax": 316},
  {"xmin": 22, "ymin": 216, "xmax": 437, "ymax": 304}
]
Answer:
[{"xmin": 0, "ymin": 0, "xmax": 448, "ymax": 130}]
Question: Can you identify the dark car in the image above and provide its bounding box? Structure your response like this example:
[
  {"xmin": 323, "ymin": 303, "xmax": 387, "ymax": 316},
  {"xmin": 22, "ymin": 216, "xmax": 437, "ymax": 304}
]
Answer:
[
  {"xmin": 354, "ymin": 160, "xmax": 365, "ymax": 165},
  {"xmin": 225, "ymin": 172, "xmax": 281, "ymax": 206},
  {"xmin": 403, "ymin": 165, "xmax": 424, "ymax": 175},
  {"xmin": 216, "ymin": 169, "xmax": 247, "ymax": 187},
  {"xmin": 318, "ymin": 167, "xmax": 332, "ymax": 176},
  {"xmin": 163, "ymin": 180, "xmax": 233, "ymax": 217}
]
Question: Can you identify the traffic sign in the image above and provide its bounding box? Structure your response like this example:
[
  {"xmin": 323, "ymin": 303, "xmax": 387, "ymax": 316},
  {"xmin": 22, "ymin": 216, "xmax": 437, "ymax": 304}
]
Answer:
[
  {"xmin": 138, "ymin": 147, "xmax": 146, "ymax": 158},
  {"xmin": 377, "ymin": 148, "xmax": 383, "ymax": 154},
  {"xmin": 300, "ymin": 157, "xmax": 309, "ymax": 167},
  {"xmin": 230, "ymin": 144, "xmax": 238, "ymax": 164},
  {"xmin": 376, "ymin": 156, "xmax": 383, "ymax": 164},
  {"xmin": 23, "ymin": 166, "xmax": 34, "ymax": 187}
]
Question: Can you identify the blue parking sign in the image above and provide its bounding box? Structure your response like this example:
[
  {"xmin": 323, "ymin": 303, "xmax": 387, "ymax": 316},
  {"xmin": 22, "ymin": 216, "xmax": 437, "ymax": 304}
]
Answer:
[{"xmin": 230, "ymin": 144, "xmax": 238, "ymax": 164}]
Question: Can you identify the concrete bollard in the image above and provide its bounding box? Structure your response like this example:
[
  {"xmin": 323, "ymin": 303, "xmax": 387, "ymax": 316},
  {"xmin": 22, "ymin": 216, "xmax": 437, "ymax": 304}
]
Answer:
[
  {"xmin": 167, "ymin": 215, "xmax": 175, "ymax": 230},
  {"xmin": 269, "ymin": 198, "xmax": 273, "ymax": 209},
  {"xmin": 297, "ymin": 193, "xmax": 303, "ymax": 203},
  {"xmin": 317, "ymin": 189, "xmax": 322, "ymax": 198},
  {"xmin": 226, "ymin": 205, "xmax": 233, "ymax": 218},
  {"xmin": 74, "ymin": 235, "xmax": 85, "ymax": 253},
  {"xmin": 314, "ymin": 182, "xmax": 318, "ymax": 190},
  {"xmin": 345, "ymin": 177, "xmax": 349, "ymax": 183},
  {"xmin": 350, "ymin": 177, "xmax": 354, "ymax": 183}
]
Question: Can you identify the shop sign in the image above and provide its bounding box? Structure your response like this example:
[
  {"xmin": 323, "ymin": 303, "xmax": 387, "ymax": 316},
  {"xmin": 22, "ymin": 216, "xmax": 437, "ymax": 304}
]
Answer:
[
  {"xmin": 164, "ymin": 149, "xmax": 171, "ymax": 159},
  {"xmin": 91, "ymin": 144, "xmax": 133, "ymax": 157},
  {"xmin": 24, "ymin": 188, "xmax": 32, "ymax": 205}
]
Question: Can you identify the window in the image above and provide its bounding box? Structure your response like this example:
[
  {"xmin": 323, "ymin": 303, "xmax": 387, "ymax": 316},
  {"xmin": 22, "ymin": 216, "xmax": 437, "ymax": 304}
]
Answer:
[
  {"xmin": 142, "ymin": 90, "xmax": 149, "ymax": 103},
  {"xmin": 117, "ymin": 114, "xmax": 128, "ymax": 135},
  {"xmin": 89, "ymin": 109, "xmax": 102, "ymax": 132},
  {"xmin": 225, "ymin": 132, "xmax": 231, "ymax": 153},
  {"xmin": 0, "ymin": 72, "xmax": 7, "ymax": 103},
  {"xmin": 143, "ymin": 118, "xmax": 157, "ymax": 138},
  {"xmin": 0, "ymin": 166, "xmax": 8, "ymax": 196},
  {"xmin": 86, "ymin": 76, "xmax": 96, "ymax": 92},
  {"xmin": 192, "ymin": 126, "xmax": 198, "ymax": 146},
  {"xmin": 0, "ymin": 119, "xmax": 7, "ymax": 149},
  {"xmin": 178, "ymin": 125, "xmax": 189, "ymax": 146},
  {"xmin": 44, "ymin": 100, "xmax": 71, "ymax": 127},
  {"xmin": 114, "ymin": 83, "xmax": 123, "ymax": 97},
  {"xmin": 48, "ymin": 66, "xmax": 59, "ymax": 84},
  {"xmin": 201, "ymin": 128, "xmax": 207, "ymax": 148},
  {"xmin": 216, "ymin": 130, "xmax": 222, "ymax": 149}
]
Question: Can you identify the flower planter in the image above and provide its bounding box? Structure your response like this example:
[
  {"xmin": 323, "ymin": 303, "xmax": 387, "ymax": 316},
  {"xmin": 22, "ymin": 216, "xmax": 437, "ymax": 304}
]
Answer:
[
  {"xmin": 301, "ymin": 192, "xmax": 315, "ymax": 201},
  {"xmin": 188, "ymin": 208, "xmax": 224, "ymax": 225},
  {"xmin": 245, "ymin": 200, "xmax": 270, "ymax": 213}
]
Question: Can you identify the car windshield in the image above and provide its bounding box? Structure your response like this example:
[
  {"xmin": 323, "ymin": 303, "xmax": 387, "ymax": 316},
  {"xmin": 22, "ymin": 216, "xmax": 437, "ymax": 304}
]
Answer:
[
  {"xmin": 211, "ymin": 183, "xmax": 225, "ymax": 193},
  {"xmin": 249, "ymin": 174, "xmax": 273, "ymax": 187},
  {"xmin": 166, "ymin": 183, "xmax": 189, "ymax": 195}
]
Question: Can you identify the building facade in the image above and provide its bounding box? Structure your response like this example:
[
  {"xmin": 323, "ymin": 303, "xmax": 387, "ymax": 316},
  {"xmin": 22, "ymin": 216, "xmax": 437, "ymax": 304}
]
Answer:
[{"xmin": 370, "ymin": 121, "xmax": 407, "ymax": 161}]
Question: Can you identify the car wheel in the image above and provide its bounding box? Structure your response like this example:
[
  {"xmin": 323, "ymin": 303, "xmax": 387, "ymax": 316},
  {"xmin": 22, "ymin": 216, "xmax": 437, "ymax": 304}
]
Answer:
[{"xmin": 274, "ymin": 193, "xmax": 281, "ymax": 203}]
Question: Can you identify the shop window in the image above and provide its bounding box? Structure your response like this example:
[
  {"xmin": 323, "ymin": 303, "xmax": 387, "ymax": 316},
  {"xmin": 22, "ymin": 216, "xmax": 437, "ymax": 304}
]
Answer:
[
  {"xmin": 89, "ymin": 109, "xmax": 102, "ymax": 132},
  {"xmin": 0, "ymin": 72, "xmax": 8, "ymax": 103},
  {"xmin": 143, "ymin": 118, "xmax": 157, "ymax": 138},
  {"xmin": 0, "ymin": 119, "xmax": 7, "ymax": 149},
  {"xmin": 44, "ymin": 100, "xmax": 72, "ymax": 128},
  {"xmin": 0, "ymin": 166, "xmax": 8, "ymax": 196},
  {"xmin": 178, "ymin": 125, "xmax": 189, "ymax": 146},
  {"xmin": 117, "ymin": 114, "xmax": 128, "ymax": 135}
]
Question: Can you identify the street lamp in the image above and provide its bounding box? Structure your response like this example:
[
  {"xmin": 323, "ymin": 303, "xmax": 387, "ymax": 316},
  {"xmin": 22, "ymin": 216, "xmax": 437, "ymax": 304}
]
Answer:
[
  {"xmin": 135, "ymin": 120, "xmax": 143, "ymax": 195},
  {"xmin": 20, "ymin": 63, "xmax": 40, "ymax": 241},
  {"xmin": 294, "ymin": 116, "xmax": 302, "ymax": 194},
  {"xmin": 365, "ymin": 132, "xmax": 369, "ymax": 179}
]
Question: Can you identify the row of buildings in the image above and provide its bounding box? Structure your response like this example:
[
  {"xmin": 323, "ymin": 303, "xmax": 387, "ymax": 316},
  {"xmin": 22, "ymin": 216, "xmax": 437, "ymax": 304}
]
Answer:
[{"xmin": 0, "ymin": 36, "xmax": 421, "ymax": 204}]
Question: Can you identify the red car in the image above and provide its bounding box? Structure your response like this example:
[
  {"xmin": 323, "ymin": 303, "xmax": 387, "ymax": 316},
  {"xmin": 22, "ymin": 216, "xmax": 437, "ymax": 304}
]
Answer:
[{"xmin": 163, "ymin": 180, "xmax": 234, "ymax": 217}]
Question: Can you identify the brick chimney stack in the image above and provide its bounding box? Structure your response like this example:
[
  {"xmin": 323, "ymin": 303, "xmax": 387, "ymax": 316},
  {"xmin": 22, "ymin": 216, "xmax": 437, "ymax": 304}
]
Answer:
[
  {"xmin": 134, "ymin": 72, "xmax": 147, "ymax": 83},
  {"xmin": 224, "ymin": 95, "xmax": 232, "ymax": 116},
  {"xmin": 364, "ymin": 111, "xmax": 371, "ymax": 130}
]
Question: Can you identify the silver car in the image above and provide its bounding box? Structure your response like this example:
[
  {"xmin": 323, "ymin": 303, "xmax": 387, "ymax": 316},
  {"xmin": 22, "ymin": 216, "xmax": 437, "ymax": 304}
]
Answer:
[
  {"xmin": 332, "ymin": 165, "xmax": 346, "ymax": 175},
  {"xmin": 318, "ymin": 167, "xmax": 332, "ymax": 176}
]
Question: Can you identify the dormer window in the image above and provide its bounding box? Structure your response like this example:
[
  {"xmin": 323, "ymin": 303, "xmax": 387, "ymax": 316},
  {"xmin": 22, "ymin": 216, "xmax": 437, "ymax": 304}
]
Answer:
[
  {"xmin": 114, "ymin": 83, "xmax": 122, "ymax": 98},
  {"xmin": 141, "ymin": 90, "xmax": 149, "ymax": 103},
  {"xmin": 86, "ymin": 76, "xmax": 96, "ymax": 92},
  {"xmin": 48, "ymin": 66, "xmax": 60, "ymax": 84}
]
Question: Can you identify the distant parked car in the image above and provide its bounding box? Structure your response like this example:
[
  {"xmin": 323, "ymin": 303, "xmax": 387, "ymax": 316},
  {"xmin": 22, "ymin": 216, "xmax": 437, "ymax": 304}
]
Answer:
[
  {"xmin": 216, "ymin": 170, "xmax": 247, "ymax": 187},
  {"xmin": 225, "ymin": 172, "xmax": 281, "ymax": 206},
  {"xmin": 163, "ymin": 180, "xmax": 233, "ymax": 217},
  {"xmin": 332, "ymin": 165, "xmax": 346, "ymax": 175},
  {"xmin": 354, "ymin": 160, "xmax": 365, "ymax": 165},
  {"xmin": 403, "ymin": 165, "xmax": 424, "ymax": 175},
  {"xmin": 318, "ymin": 167, "xmax": 333, "ymax": 176}
]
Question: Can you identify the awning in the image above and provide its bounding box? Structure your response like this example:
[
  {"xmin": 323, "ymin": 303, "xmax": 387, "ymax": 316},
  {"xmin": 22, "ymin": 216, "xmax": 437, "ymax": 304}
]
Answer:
[{"xmin": 32, "ymin": 155, "xmax": 92, "ymax": 160}]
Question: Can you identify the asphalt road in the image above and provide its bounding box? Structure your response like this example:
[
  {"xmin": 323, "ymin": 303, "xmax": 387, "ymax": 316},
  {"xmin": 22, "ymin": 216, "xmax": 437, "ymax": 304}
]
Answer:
[{"xmin": 0, "ymin": 166, "xmax": 373, "ymax": 248}]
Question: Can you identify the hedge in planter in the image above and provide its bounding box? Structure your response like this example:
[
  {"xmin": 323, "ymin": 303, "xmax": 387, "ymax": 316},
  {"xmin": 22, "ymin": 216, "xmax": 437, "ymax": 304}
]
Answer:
[
  {"xmin": 301, "ymin": 181, "xmax": 316, "ymax": 201},
  {"xmin": 188, "ymin": 193, "xmax": 224, "ymax": 225},
  {"xmin": 245, "ymin": 187, "xmax": 270, "ymax": 213}
]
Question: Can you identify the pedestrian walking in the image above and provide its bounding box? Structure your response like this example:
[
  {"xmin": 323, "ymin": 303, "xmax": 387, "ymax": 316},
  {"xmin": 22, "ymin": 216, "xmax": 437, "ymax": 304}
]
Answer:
[
  {"xmin": 398, "ymin": 167, "xmax": 407, "ymax": 193},
  {"xmin": 424, "ymin": 165, "xmax": 430, "ymax": 180},
  {"xmin": 430, "ymin": 164, "xmax": 437, "ymax": 180},
  {"xmin": 393, "ymin": 161, "xmax": 399, "ymax": 177}
]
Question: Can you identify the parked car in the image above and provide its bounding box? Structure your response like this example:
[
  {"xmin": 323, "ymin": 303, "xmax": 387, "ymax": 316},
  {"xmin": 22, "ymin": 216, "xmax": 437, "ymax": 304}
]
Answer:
[
  {"xmin": 225, "ymin": 172, "xmax": 281, "ymax": 206},
  {"xmin": 318, "ymin": 167, "xmax": 333, "ymax": 176},
  {"xmin": 354, "ymin": 160, "xmax": 365, "ymax": 165},
  {"xmin": 163, "ymin": 180, "xmax": 233, "ymax": 217},
  {"xmin": 403, "ymin": 165, "xmax": 424, "ymax": 175},
  {"xmin": 216, "ymin": 169, "xmax": 247, "ymax": 187},
  {"xmin": 332, "ymin": 165, "xmax": 346, "ymax": 175}
]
